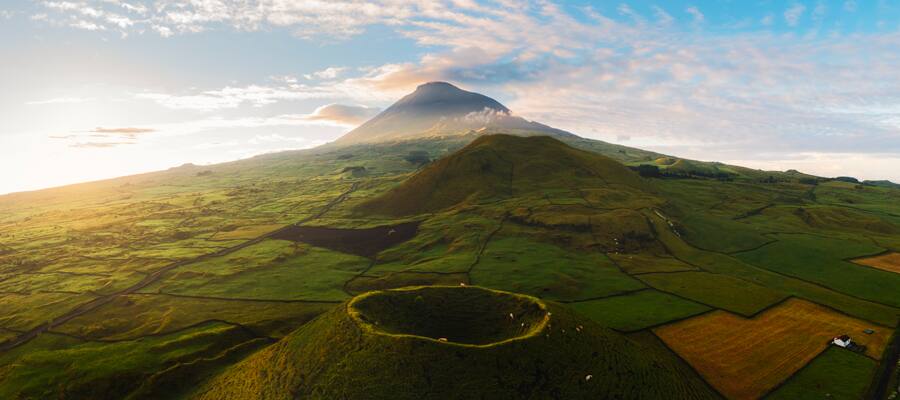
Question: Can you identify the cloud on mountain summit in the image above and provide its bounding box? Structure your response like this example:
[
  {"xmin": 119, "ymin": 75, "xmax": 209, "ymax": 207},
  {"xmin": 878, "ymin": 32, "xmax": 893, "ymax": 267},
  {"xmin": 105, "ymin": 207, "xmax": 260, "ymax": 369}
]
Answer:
[{"xmin": 302, "ymin": 104, "xmax": 381, "ymax": 126}]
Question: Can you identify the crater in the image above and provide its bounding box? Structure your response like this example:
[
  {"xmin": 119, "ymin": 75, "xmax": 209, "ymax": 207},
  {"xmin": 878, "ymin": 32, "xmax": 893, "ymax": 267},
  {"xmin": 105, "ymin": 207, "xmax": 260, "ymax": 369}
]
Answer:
[{"xmin": 348, "ymin": 286, "xmax": 549, "ymax": 346}]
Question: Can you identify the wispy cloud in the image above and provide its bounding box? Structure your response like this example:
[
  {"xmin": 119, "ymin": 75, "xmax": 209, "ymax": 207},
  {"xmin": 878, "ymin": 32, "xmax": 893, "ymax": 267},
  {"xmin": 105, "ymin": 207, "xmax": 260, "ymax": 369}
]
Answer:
[
  {"xmin": 89, "ymin": 127, "xmax": 156, "ymax": 138},
  {"xmin": 784, "ymin": 3, "xmax": 806, "ymax": 26},
  {"xmin": 304, "ymin": 67, "xmax": 347, "ymax": 80},
  {"xmin": 134, "ymin": 83, "xmax": 366, "ymax": 110},
  {"xmin": 25, "ymin": 97, "xmax": 95, "ymax": 105},
  {"xmin": 651, "ymin": 6, "xmax": 674, "ymax": 26},
  {"xmin": 70, "ymin": 141, "xmax": 136, "ymax": 148},
  {"xmin": 685, "ymin": 6, "xmax": 705, "ymax": 26}
]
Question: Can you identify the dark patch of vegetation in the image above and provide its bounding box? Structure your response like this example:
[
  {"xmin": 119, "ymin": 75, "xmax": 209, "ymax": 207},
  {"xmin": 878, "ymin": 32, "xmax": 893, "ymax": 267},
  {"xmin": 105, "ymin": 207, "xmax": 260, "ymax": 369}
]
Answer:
[
  {"xmin": 630, "ymin": 164, "xmax": 661, "ymax": 178},
  {"xmin": 271, "ymin": 221, "xmax": 420, "ymax": 257},
  {"xmin": 834, "ymin": 176, "xmax": 860, "ymax": 183},
  {"xmin": 403, "ymin": 150, "xmax": 431, "ymax": 165}
]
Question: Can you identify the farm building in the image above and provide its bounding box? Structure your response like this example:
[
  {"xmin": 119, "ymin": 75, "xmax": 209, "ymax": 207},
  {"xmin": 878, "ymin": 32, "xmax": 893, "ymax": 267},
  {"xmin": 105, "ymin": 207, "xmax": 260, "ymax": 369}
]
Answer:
[{"xmin": 832, "ymin": 335, "xmax": 852, "ymax": 348}]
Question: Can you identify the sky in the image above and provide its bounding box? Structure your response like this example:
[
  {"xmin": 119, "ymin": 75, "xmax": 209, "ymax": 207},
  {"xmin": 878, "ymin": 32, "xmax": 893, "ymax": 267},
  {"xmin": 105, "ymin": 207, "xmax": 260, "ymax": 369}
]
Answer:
[{"xmin": 2, "ymin": 0, "xmax": 900, "ymax": 194}]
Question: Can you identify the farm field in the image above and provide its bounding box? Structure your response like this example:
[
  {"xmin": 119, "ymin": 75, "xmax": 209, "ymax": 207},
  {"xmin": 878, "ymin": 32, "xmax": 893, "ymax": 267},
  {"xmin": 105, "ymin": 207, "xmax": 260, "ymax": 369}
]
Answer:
[
  {"xmin": 853, "ymin": 252, "xmax": 900, "ymax": 274},
  {"xmin": 635, "ymin": 271, "xmax": 787, "ymax": 316},
  {"xmin": 654, "ymin": 298, "xmax": 891, "ymax": 400},
  {"xmin": 734, "ymin": 234, "xmax": 900, "ymax": 308},
  {"xmin": 765, "ymin": 347, "xmax": 877, "ymax": 400},
  {"xmin": 52, "ymin": 294, "xmax": 336, "ymax": 340},
  {"xmin": 0, "ymin": 132, "xmax": 899, "ymax": 398},
  {"xmin": 570, "ymin": 289, "xmax": 710, "ymax": 331}
]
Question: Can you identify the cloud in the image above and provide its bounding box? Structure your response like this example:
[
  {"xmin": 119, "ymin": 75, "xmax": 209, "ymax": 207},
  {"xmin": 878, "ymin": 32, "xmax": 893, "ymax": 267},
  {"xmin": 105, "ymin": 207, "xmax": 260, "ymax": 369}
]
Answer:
[
  {"xmin": 651, "ymin": 6, "xmax": 674, "ymax": 26},
  {"xmin": 89, "ymin": 127, "xmax": 156, "ymax": 138},
  {"xmin": 843, "ymin": 0, "xmax": 858, "ymax": 12},
  {"xmin": 304, "ymin": 67, "xmax": 347, "ymax": 80},
  {"xmin": 685, "ymin": 6, "xmax": 704, "ymax": 25},
  {"xmin": 302, "ymin": 104, "xmax": 380, "ymax": 126},
  {"xmin": 812, "ymin": 1, "xmax": 827, "ymax": 22},
  {"xmin": 135, "ymin": 83, "xmax": 366, "ymax": 110},
  {"xmin": 25, "ymin": 97, "xmax": 95, "ymax": 105},
  {"xmin": 69, "ymin": 141, "xmax": 136, "ymax": 148},
  {"xmin": 784, "ymin": 3, "xmax": 806, "ymax": 26},
  {"xmin": 24, "ymin": 0, "xmax": 900, "ymax": 180}
]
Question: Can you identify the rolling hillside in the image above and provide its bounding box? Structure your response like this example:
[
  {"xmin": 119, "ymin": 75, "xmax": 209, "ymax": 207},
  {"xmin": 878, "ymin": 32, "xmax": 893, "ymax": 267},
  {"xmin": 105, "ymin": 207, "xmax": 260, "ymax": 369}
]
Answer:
[{"xmin": 0, "ymin": 82, "xmax": 899, "ymax": 400}]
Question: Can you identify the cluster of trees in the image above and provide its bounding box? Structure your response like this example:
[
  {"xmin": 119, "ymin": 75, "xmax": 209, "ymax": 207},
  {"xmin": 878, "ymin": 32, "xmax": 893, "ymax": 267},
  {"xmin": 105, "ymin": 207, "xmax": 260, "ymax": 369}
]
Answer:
[
  {"xmin": 629, "ymin": 164, "xmax": 733, "ymax": 181},
  {"xmin": 404, "ymin": 151, "xmax": 431, "ymax": 166}
]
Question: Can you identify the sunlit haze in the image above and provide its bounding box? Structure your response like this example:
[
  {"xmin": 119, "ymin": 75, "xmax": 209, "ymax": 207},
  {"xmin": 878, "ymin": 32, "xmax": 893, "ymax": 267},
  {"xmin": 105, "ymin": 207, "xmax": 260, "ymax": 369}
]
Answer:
[{"xmin": 3, "ymin": 0, "xmax": 900, "ymax": 194}]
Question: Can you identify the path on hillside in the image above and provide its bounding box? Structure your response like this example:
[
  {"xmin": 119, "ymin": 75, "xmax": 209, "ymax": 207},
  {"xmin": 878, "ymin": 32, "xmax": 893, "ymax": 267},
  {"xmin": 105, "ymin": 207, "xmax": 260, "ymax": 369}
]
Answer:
[{"xmin": 0, "ymin": 182, "xmax": 360, "ymax": 353}]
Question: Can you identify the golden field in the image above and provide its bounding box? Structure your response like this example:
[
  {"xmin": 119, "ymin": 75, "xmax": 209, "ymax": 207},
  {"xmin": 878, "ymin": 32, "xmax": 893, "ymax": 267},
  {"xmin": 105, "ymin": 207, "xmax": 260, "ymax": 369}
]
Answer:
[
  {"xmin": 654, "ymin": 298, "xmax": 891, "ymax": 400},
  {"xmin": 853, "ymin": 252, "xmax": 900, "ymax": 274}
]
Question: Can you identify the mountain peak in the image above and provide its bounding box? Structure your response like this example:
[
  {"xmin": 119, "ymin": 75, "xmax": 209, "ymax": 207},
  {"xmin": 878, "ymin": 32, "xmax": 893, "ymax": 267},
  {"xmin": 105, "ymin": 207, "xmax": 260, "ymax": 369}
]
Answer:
[
  {"xmin": 391, "ymin": 81, "xmax": 509, "ymax": 113},
  {"xmin": 333, "ymin": 82, "xmax": 572, "ymax": 145}
]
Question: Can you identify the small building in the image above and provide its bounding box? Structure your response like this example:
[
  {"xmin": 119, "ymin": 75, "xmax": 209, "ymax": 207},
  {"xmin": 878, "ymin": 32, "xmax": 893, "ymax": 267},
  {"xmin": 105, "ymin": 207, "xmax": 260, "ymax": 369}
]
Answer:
[{"xmin": 832, "ymin": 335, "xmax": 852, "ymax": 348}]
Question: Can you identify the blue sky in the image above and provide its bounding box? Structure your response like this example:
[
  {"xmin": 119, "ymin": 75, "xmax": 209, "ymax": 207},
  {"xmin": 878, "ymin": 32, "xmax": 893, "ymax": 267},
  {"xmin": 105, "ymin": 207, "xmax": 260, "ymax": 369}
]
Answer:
[{"xmin": 1, "ymin": 0, "xmax": 900, "ymax": 194}]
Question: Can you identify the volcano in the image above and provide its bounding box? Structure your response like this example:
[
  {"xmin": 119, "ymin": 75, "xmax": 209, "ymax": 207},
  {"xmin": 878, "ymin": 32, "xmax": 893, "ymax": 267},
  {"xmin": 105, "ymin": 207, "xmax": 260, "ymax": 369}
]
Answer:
[
  {"xmin": 334, "ymin": 82, "xmax": 574, "ymax": 145},
  {"xmin": 191, "ymin": 286, "xmax": 719, "ymax": 400}
]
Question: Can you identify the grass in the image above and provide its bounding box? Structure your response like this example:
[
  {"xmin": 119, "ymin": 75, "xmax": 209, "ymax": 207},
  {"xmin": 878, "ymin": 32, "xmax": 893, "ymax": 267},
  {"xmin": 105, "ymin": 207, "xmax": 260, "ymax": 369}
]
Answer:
[
  {"xmin": 0, "ymin": 292, "xmax": 97, "ymax": 331},
  {"xmin": 53, "ymin": 293, "xmax": 335, "ymax": 340},
  {"xmin": 345, "ymin": 271, "xmax": 469, "ymax": 294},
  {"xmin": 570, "ymin": 290, "xmax": 710, "ymax": 331},
  {"xmin": 765, "ymin": 347, "xmax": 877, "ymax": 400},
  {"xmin": 625, "ymin": 331, "xmax": 724, "ymax": 399},
  {"xmin": 735, "ymin": 234, "xmax": 900, "ymax": 308},
  {"xmin": 144, "ymin": 241, "xmax": 370, "ymax": 301},
  {"xmin": 1, "ymin": 132, "xmax": 899, "ymax": 398},
  {"xmin": 608, "ymin": 253, "xmax": 698, "ymax": 274},
  {"xmin": 209, "ymin": 224, "xmax": 286, "ymax": 240},
  {"xmin": 646, "ymin": 210, "xmax": 900, "ymax": 326},
  {"xmin": 0, "ymin": 322, "xmax": 267, "ymax": 400},
  {"xmin": 192, "ymin": 286, "xmax": 719, "ymax": 400},
  {"xmin": 654, "ymin": 298, "xmax": 892, "ymax": 400},
  {"xmin": 370, "ymin": 211, "xmax": 499, "ymax": 274},
  {"xmin": 853, "ymin": 252, "xmax": 900, "ymax": 274},
  {"xmin": 471, "ymin": 236, "xmax": 645, "ymax": 301},
  {"xmin": 636, "ymin": 271, "xmax": 787, "ymax": 316},
  {"xmin": 357, "ymin": 134, "xmax": 649, "ymax": 216}
]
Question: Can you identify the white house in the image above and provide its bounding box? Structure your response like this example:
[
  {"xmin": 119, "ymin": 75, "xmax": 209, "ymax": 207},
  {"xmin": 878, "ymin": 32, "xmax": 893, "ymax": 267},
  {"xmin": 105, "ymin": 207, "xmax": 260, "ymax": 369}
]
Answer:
[{"xmin": 832, "ymin": 335, "xmax": 852, "ymax": 348}]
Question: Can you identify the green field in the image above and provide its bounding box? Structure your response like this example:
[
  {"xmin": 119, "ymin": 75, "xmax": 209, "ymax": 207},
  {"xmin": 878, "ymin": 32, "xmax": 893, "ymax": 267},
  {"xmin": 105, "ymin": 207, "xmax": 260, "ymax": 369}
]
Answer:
[
  {"xmin": 735, "ymin": 234, "xmax": 900, "ymax": 308},
  {"xmin": 0, "ymin": 133, "xmax": 899, "ymax": 399},
  {"xmin": 765, "ymin": 347, "xmax": 877, "ymax": 400},
  {"xmin": 571, "ymin": 290, "xmax": 711, "ymax": 331}
]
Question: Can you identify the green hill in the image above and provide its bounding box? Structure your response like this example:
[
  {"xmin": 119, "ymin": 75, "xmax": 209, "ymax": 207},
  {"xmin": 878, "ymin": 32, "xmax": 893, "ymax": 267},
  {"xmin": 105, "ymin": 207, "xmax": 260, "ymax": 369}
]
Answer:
[
  {"xmin": 192, "ymin": 286, "xmax": 719, "ymax": 400},
  {"xmin": 357, "ymin": 134, "xmax": 648, "ymax": 216}
]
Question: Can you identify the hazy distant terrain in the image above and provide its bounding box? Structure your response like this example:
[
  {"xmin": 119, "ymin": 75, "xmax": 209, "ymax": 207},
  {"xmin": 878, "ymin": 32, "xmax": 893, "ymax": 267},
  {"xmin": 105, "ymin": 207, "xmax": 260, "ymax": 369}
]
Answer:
[{"xmin": 0, "ymin": 84, "xmax": 898, "ymax": 399}]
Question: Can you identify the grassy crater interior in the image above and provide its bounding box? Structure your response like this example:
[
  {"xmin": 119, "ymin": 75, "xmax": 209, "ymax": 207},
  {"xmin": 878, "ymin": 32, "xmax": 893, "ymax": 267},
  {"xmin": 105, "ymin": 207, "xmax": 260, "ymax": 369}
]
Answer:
[{"xmin": 348, "ymin": 286, "xmax": 549, "ymax": 346}]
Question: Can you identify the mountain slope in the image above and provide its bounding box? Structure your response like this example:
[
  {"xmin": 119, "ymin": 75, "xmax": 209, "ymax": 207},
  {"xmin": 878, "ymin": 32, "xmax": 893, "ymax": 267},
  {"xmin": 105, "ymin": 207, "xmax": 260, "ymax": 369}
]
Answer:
[
  {"xmin": 357, "ymin": 134, "xmax": 649, "ymax": 216},
  {"xmin": 335, "ymin": 82, "xmax": 573, "ymax": 145},
  {"xmin": 191, "ymin": 286, "xmax": 719, "ymax": 400}
]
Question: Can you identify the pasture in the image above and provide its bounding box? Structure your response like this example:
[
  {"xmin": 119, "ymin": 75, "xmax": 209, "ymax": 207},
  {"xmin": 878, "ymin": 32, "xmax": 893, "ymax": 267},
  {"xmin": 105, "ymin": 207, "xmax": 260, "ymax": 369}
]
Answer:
[
  {"xmin": 853, "ymin": 252, "xmax": 900, "ymax": 274},
  {"xmin": 654, "ymin": 298, "xmax": 891, "ymax": 399},
  {"xmin": 571, "ymin": 290, "xmax": 710, "ymax": 331}
]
